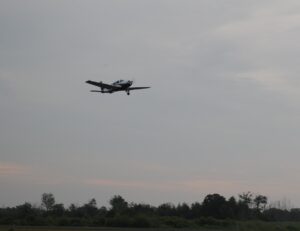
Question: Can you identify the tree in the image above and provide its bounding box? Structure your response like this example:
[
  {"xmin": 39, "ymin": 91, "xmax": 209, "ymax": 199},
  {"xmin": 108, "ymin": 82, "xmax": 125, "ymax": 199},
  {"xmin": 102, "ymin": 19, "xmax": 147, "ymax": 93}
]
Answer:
[
  {"xmin": 41, "ymin": 193, "xmax": 55, "ymax": 211},
  {"xmin": 226, "ymin": 196, "xmax": 238, "ymax": 218},
  {"xmin": 157, "ymin": 203, "xmax": 176, "ymax": 216},
  {"xmin": 237, "ymin": 192, "xmax": 254, "ymax": 219},
  {"xmin": 88, "ymin": 198, "xmax": 97, "ymax": 208},
  {"xmin": 83, "ymin": 198, "xmax": 98, "ymax": 216},
  {"xmin": 290, "ymin": 208, "xmax": 300, "ymax": 221},
  {"xmin": 109, "ymin": 195, "xmax": 128, "ymax": 213},
  {"xmin": 254, "ymin": 195, "xmax": 268, "ymax": 212},
  {"xmin": 68, "ymin": 203, "xmax": 78, "ymax": 216},
  {"xmin": 176, "ymin": 203, "xmax": 191, "ymax": 219},
  {"xmin": 52, "ymin": 204, "xmax": 65, "ymax": 216},
  {"xmin": 190, "ymin": 202, "xmax": 202, "ymax": 218},
  {"xmin": 129, "ymin": 203, "xmax": 155, "ymax": 216},
  {"xmin": 239, "ymin": 192, "xmax": 253, "ymax": 207},
  {"xmin": 16, "ymin": 202, "xmax": 35, "ymax": 218},
  {"xmin": 263, "ymin": 208, "xmax": 290, "ymax": 221},
  {"xmin": 201, "ymin": 194, "xmax": 227, "ymax": 219}
]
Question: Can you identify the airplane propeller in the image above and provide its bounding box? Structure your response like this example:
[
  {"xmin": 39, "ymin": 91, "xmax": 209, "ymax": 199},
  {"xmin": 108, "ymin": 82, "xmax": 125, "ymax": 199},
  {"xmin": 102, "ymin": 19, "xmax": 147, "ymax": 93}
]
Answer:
[{"xmin": 130, "ymin": 78, "xmax": 135, "ymax": 85}]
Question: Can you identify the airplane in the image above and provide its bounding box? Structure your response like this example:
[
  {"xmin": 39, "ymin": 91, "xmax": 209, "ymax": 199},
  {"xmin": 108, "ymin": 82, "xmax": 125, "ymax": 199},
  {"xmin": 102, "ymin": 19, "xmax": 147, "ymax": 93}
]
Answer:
[{"xmin": 85, "ymin": 79, "xmax": 150, "ymax": 95}]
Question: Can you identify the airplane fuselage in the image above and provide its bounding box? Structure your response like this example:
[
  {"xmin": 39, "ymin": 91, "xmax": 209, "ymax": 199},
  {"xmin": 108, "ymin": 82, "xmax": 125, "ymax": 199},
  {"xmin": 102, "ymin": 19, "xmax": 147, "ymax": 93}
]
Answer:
[
  {"xmin": 86, "ymin": 79, "xmax": 150, "ymax": 95},
  {"xmin": 111, "ymin": 80, "xmax": 133, "ymax": 90}
]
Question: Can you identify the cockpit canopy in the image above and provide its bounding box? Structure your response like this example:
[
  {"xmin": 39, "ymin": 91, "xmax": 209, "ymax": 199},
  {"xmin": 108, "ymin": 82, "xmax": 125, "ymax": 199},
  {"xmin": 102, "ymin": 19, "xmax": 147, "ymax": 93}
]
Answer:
[{"xmin": 113, "ymin": 79, "xmax": 124, "ymax": 85}]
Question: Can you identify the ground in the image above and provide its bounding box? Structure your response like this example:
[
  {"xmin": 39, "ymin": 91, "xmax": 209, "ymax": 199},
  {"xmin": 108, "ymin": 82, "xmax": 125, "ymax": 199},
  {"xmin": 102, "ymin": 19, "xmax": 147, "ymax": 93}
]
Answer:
[{"xmin": 1, "ymin": 222, "xmax": 300, "ymax": 231}]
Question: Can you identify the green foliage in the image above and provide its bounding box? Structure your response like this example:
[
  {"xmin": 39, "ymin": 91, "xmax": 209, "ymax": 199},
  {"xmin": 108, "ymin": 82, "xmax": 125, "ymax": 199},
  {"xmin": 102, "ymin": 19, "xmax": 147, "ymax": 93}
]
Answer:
[
  {"xmin": 41, "ymin": 193, "xmax": 55, "ymax": 211},
  {"xmin": 105, "ymin": 215, "xmax": 133, "ymax": 227},
  {"xmin": 196, "ymin": 216, "xmax": 234, "ymax": 228},
  {"xmin": 51, "ymin": 204, "xmax": 65, "ymax": 216},
  {"xmin": 201, "ymin": 193, "xmax": 227, "ymax": 219},
  {"xmin": 157, "ymin": 203, "xmax": 176, "ymax": 216},
  {"xmin": 159, "ymin": 216, "xmax": 192, "ymax": 228},
  {"xmin": 109, "ymin": 195, "xmax": 128, "ymax": 213},
  {"xmin": 239, "ymin": 191, "xmax": 253, "ymax": 206},
  {"xmin": 254, "ymin": 195, "xmax": 268, "ymax": 212},
  {"xmin": 131, "ymin": 215, "xmax": 152, "ymax": 227},
  {"xmin": 2, "ymin": 192, "xmax": 300, "ymax": 229}
]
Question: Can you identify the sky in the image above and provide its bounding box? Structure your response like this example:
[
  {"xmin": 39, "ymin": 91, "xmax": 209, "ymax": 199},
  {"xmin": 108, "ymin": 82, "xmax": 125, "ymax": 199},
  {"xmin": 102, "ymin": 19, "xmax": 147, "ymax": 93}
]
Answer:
[{"xmin": 1, "ymin": 0, "xmax": 300, "ymax": 208}]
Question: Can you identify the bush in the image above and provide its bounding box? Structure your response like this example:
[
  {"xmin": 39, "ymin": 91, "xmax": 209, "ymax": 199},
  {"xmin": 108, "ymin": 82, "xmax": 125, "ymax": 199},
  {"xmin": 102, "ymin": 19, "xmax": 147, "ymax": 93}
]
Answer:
[
  {"xmin": 160, "ymin": 216, "xmax": 190, "ymax": 228},
  {"xmin": 57, "ymin": 217, "xmax": 70, "ymax": 226},
  {"xmin": 132, "ymin": 215, "xmax": 151, "ymax": 227},
  {"xmin": 195, "ymin": 217, "xmax": 233, "ymax": 227},
  {"xmin": 92, "ymin": 216, "xmax": 106, "ymax": 226},
  {"xmin": 105, "ymin": 215, "xmax": 133, "ymax": 227}
]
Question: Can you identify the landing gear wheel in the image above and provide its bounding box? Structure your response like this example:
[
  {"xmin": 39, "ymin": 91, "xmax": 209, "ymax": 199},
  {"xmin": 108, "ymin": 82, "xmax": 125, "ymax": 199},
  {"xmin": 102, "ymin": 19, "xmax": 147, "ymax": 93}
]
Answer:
[{"xmin": 127, "ymin": 91, "xmax": 130, "ymax": 95}]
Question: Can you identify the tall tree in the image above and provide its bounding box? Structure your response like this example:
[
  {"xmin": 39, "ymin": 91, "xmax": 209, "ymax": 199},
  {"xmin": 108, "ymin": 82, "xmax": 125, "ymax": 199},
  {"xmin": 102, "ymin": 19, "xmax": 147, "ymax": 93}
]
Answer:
[
  {"xmin": 201, "ymin": 194, "xmax": 227, "ymax": 219},
  {"xmin": 83, "ymin": 198, "xmax": 98, "ymax": 216},
  {"xmin": 226, "ymin": 196, "xmax": 238, "ymax": 218},
  {"xmin": 254, "ymin": 195, "xmax": 268, "ymax": 212},
  {"xmin": 109, "ymin": 195, "xmax": 128, "ymax": 213},
  {"xmin": 239, "ymin": 192, "xmax": 253, "ymax": 207},
  {"xmin": 41, "ymin": 193, "xmax": 55, "ymax": 211}
]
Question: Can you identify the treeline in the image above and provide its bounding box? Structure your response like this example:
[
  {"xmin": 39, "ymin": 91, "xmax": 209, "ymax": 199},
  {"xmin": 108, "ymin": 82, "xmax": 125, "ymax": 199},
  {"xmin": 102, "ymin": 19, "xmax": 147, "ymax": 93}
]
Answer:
[{"xmin": 1, "ymin": 192, "xmax": 300, "ymax": 228}]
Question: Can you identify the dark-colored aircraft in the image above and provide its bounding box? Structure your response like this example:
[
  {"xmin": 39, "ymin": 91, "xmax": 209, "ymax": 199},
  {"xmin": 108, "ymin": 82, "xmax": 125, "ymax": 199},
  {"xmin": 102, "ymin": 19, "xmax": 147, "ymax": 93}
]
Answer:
[{"xmin": 86, "ymin": 79, "xmax": 150, "ymax": 95}]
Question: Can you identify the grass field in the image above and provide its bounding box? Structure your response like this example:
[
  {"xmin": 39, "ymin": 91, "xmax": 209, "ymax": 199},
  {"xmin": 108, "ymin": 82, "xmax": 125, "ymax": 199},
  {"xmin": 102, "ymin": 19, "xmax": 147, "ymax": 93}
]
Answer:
[{"xmin": 1, "ymin": 222, "xmax": 300, "ymax": 231}]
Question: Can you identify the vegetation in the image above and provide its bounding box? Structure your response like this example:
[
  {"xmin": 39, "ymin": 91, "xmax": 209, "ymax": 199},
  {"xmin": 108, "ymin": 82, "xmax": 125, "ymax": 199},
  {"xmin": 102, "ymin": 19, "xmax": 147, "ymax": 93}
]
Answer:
[
  {"xmin": 1, "ymin": 193, "xmax": 300, "ymax": 229},
  {"xmin": 2, "ymin": 223, "xmax": 300, "ymax": 231}
]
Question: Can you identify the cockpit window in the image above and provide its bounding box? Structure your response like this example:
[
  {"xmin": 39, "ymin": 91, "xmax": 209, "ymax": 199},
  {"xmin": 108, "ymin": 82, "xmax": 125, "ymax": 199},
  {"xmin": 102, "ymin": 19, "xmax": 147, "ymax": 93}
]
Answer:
[{"xmin": 113, "ymin": 80, "xmax": 123, "ymax": 84}]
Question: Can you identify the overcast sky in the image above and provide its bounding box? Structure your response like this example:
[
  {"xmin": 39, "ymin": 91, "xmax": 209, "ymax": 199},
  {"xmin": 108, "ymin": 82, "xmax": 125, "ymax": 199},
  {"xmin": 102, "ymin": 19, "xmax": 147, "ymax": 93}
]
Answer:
[{"xmin": 1, "ymin": 0, "xmax": 300, "ymax": 208}]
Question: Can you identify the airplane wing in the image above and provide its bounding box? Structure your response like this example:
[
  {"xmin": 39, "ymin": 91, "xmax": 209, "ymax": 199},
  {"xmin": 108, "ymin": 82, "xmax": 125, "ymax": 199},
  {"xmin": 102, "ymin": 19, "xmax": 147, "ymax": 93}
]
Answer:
[
  {"xmin": 128, "ymin": 87, "xmax": 151, "ymax": 90},
  {"xmin": 86, "ymin": 80, "xmax": 118, "ymax": 90}
]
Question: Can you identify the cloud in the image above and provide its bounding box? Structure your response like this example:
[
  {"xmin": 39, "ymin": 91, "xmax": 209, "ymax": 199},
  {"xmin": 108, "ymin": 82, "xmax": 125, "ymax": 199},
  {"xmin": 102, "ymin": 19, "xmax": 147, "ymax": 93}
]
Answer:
[
  {"xmin": 2, "ymin": 0, "xmax": 300, "ymax": 207},
  {"xmin": 0, "ymin": 162, "xmax": 28, "ymax": 176},
  {"xmin": 236, "ymin": 69, "xmax": 300, "ymax": 98},
  {"xmin": 215, "ymin": 1, "xmax": 300, "ymax": 100},
  {"xmin": 84, "ymin": 177, "xmax": 249, "ymax": 194},
  {"xmin": 85, "ymin": 179, "xmax": 175, "ymax": 191}
]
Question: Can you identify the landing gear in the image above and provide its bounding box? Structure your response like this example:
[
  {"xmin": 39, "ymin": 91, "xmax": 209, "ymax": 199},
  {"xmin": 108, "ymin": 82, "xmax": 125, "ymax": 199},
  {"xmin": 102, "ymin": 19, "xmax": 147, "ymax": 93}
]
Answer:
[{"xmin": 127, "ymin": 91, "xmax": 130, "ymax": 95}]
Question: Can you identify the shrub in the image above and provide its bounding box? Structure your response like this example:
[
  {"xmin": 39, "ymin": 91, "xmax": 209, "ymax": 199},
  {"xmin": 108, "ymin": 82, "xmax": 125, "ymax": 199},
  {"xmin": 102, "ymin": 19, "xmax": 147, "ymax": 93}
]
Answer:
[{"xmin": 160, "ymin": 216, "xmax": 190, "ymax": 228}]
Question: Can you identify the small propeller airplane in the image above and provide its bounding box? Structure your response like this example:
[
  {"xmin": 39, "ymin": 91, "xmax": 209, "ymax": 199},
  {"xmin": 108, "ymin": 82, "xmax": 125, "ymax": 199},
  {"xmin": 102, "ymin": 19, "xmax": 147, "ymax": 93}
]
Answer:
[{"xmin": 86, "ymin": 79, "xmax": 150, "ymax": 95}]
